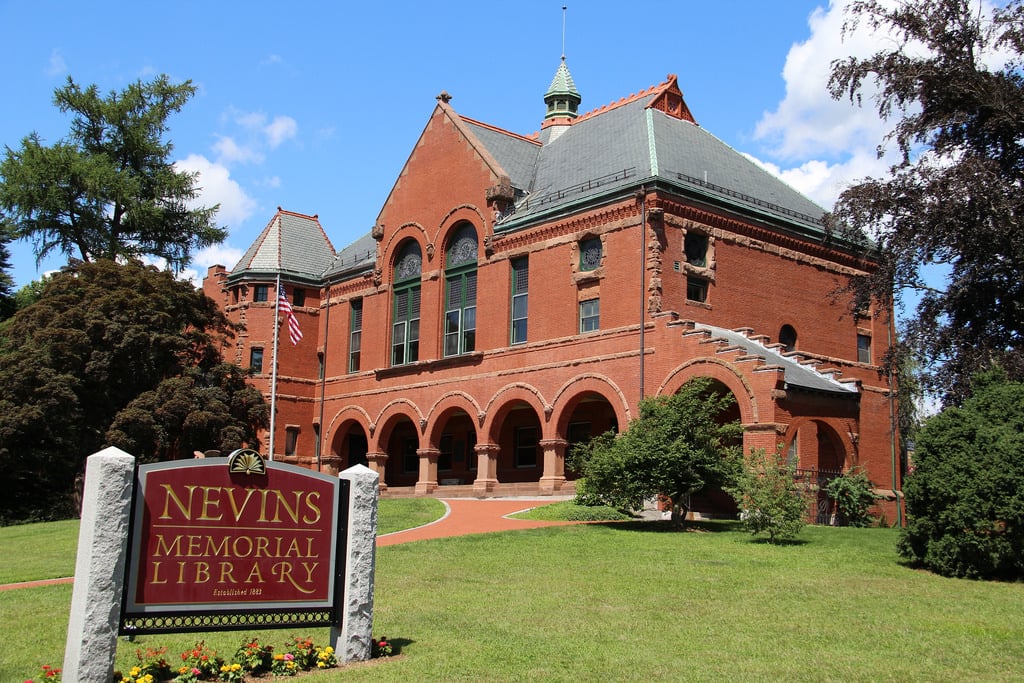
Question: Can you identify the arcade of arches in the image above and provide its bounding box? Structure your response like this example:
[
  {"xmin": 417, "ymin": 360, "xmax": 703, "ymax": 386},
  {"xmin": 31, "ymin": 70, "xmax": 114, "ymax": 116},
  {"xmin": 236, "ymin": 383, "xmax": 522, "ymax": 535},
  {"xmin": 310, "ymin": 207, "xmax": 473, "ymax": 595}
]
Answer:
[{"xmin": 318, "ymin": 374, "xmax": 857, "ymax": 512}]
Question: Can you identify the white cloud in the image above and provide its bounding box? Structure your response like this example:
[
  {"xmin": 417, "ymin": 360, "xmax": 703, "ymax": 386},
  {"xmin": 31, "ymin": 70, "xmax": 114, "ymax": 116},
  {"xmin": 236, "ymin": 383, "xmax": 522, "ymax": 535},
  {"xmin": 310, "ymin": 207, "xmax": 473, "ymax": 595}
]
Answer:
[
  {"xmin": 175, "ymin": 154, "xmax": 258, "ymax": 228},
  {"xmin": 263, "ymin": 115, "xmax": 297, "ymax": 148},
  {"xmin": 749, "ymin": 1, "xmax": 911, "ymax": 206},
  {"xmin": 213, "ymin": 135, "xmax": 264, "ymax": 165}
]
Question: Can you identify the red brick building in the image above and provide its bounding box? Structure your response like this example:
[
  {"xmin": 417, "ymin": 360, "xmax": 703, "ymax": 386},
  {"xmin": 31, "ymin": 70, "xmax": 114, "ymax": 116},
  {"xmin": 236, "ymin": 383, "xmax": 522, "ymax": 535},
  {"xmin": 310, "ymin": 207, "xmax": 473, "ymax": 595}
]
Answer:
[{"xmin": 204, "ymin": 62, "xmax": 902, "ymax": 521}]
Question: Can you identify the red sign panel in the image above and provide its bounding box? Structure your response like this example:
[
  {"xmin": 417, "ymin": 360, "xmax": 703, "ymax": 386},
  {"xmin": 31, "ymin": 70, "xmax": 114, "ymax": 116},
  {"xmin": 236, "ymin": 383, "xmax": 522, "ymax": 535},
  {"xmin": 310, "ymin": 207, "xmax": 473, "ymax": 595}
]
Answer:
[{"xmin": 124, "ymin": 457, "xmax": 342, "ymax": 618}]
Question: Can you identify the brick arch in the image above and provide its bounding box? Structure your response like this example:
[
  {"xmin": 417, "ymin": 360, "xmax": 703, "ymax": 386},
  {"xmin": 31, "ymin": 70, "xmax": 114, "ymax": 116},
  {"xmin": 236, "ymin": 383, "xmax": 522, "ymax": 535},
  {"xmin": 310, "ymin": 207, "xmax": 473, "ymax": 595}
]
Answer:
[
  {"xmin": 425, "ymin": 391, "xmax": 483, "ymax": 447},
  {"xmin": 550, "ymin": 374, "xmax": 632, "ymax": 440},
  {"xmin": 782, "ymin": 416, "xmax": 857, "ymax": 471},
  {"xmin": 481, "ymin": 383, "xmax": 550, "ymax": 443},
  {"xmin": 382, "ymin": 225, "xmax": 428, "ymax": 275},
  {"xmin": 658, "ymin": 358, "xmax": 758, "ymax": 425},
  {"xmin": 371, "ymin": 398, "xmax": 426, "ymax": 453},
  {"xmin": 324, "ymin": 405, "xmax": 372, "ymax": 450},
  {"xmin": 436, "ymin": 204, "xmax": 489, "ymax": 245}
]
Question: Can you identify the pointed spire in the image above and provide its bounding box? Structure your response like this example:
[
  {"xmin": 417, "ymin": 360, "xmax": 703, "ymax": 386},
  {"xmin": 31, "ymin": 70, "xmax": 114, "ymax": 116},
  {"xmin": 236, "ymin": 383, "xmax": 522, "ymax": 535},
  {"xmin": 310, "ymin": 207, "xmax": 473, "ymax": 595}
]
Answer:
[{"xmin": 542, "ymin": 56, "xmax": 581, "ymax": 131}]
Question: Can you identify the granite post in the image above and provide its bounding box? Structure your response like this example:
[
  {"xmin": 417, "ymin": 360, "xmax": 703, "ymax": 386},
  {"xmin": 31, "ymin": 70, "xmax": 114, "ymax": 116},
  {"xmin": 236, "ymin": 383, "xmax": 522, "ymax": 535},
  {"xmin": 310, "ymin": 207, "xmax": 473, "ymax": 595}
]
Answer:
[
  {"xmin": 63, "ymin": 447, "xmax": 135, "ymax": 682},
  {"xmin": 333, "ymin": 464, "xmax": 379, "ymax": 663}
]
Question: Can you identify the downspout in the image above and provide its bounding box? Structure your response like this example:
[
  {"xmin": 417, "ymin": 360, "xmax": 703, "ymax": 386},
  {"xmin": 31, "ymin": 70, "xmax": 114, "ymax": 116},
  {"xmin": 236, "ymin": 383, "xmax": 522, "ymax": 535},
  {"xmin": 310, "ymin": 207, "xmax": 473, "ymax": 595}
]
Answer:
[
  {"xmin": 316, "ymin": 284, "xmax": 331, "ymax": 472},
  {"xmin": 637, "ymin": 188, "xmax": 646, "ymax": 402},
  {"xmin": 887, "ymin": 306, "xmax": 903, "ymax": 526}
]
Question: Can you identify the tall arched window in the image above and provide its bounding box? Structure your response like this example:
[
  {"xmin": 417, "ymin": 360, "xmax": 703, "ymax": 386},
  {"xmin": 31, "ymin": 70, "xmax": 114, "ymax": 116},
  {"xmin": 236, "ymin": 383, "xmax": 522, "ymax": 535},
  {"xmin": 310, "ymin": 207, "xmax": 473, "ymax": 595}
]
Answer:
[
  {"xmin": 444, "ymin": 224, "xmax": 478, "ymax": 357},
  {"xmin": 392, "ymin": 240, "xmax": 422, "ymax": 366}
]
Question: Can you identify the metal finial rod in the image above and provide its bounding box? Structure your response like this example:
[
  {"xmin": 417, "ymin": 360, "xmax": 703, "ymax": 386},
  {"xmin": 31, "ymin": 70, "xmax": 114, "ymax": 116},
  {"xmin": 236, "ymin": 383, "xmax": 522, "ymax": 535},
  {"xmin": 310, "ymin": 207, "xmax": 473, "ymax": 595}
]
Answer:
[{"xmin": 562, "ymin": 5, "xmax": 567, "ymax": 59}]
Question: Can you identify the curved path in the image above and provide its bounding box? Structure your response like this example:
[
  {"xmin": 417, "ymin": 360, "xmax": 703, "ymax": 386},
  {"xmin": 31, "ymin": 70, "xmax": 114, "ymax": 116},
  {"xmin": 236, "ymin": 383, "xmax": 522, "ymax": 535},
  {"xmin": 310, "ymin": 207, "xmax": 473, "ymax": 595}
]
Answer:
[{"xmin": 0, "ymin": 498, "xmax": 571, "ymax": 591}]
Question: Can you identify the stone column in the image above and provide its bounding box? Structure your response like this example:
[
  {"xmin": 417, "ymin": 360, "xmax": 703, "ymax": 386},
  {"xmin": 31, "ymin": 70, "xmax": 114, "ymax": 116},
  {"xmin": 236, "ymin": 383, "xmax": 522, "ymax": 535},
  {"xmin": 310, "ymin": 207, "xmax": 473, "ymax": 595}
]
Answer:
[
  {"xmin": 415, "ymin": 448, "xmax": 440, "ymax": 495},
  {"xmin": 365, "ymin": 451, "xmax": 389, "ymax": 491},
  {"xmin": 63, "ymin": 447, "xmax": 135, "ymax": 683},
  {"xmin": 539, "ymin": 438, "xmax": 568, "ymax": 494},
  {"xmin": 333, "ymin": 464, "xmax": 379, "ymax": 663},
  {"xmin": 473, "ymin": 443, "xmax": 500, "ymax": 495}
]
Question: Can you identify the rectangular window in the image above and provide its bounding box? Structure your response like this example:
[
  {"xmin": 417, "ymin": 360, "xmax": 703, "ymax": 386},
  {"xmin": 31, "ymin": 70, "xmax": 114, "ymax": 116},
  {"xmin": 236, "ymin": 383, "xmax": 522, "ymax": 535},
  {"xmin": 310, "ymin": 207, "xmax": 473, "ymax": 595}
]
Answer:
[
  {"xmin": 579, "ymin": 298, "xmax": 600, "ymax": 333},
  {"xmin": 249, "ymin": 347, "xmax": 264, "ymax": 374},
  {"xmin": 285, "ymin": 426, "xmax": 299, "ymax": 457},
  {"xmin": 439, "ymin": 434, "xmax": 454, "ymax": 471},
  {"xmin": 514, "ymin": 426, "xmax": 538, "ymax": 468},
  {"xmin": 392, "ymin": 286, "xmax": 421, "ymax": 366},
  {"xmin": 684, "ymin": 232, "xmax": 708, "ymax": 268},
  {"xmin": 349, "ymin": 299, "xmax": 363, "ymax": 373},
  {"xmin": 686, "ymin": 277, "xmax": 708, "ymax": 303},
  {"xmin": 857, "ymin": 334, "xmax": 872, "ymax": 364},
  {"xmin": 253, "ymin": 285, "xmax": 269, "ymax": 302},
  {"xmin": 293, "ymin": 287, "xmax": 306, "ymax": 307},
  {"xmin": 403, "ymin": 437, "xmax": 418, "ymax": 474},
  {"xmin": 511, "ymin": 257, "xmax": 528, "ymax": 344},
  {"xmin": 444, "ymin": 271, "xmax": 477, "ymax": 357}
]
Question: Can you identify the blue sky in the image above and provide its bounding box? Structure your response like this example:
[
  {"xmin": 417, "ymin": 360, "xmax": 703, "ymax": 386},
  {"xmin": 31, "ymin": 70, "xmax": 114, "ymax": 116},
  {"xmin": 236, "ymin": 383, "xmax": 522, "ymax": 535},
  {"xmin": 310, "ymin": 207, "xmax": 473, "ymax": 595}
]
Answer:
[{"xmin": 2, "ymin": 0, "xmax": 901, "ymax": 289}]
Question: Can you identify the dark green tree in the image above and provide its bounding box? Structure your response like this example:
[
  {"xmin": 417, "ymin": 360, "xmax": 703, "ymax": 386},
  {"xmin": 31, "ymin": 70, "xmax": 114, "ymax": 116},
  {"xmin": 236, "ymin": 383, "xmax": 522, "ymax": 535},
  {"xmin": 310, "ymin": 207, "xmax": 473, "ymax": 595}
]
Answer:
[
  {"xmin": 107, "ymin": 362, "xmax": 267, "ymax": 463},
  {"xmin": 828, "ymin": 0, "xmax": 1024, "ymax": 404},
  {"xmin": 571, "ymin": 377, "xmax": 742, "ymax": 526},
  {"xmin": 0, "ymin": 216, "xmax": 14, "ymax": 320},
  {"xmin": 0, "ymin": 75, "xmax": 225, "ymax": 273},
  {"xmin": 0, "ymin": 259, "xmax": 265, "ymax": 522},
  {"xmin": 897, "ymin": 369, "xmax": 1024, "ymax": 579}
]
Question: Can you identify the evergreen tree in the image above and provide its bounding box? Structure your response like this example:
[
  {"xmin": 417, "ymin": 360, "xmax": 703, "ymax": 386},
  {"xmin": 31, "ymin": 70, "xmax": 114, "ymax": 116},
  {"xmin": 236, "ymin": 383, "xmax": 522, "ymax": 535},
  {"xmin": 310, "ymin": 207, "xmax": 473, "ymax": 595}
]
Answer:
[{"xmin": 0, "ymin": 75, "xmax": 225, "ymax": 273}]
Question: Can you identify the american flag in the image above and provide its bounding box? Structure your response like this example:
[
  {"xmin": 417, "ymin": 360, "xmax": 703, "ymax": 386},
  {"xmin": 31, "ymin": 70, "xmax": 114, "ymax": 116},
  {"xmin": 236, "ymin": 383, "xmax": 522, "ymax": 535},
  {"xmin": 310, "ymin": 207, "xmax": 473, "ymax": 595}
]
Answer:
[{"xmin": 278, "ymin": 286, "xmax": 302, "ymax": 345}]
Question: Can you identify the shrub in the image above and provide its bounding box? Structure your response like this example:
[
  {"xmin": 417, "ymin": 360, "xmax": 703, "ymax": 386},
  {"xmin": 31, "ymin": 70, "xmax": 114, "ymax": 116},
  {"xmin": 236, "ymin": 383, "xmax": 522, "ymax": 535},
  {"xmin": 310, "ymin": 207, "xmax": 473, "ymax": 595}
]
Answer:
[
  {"xmin": 826, "ymin": 467, "xmax": 879, "ymax": 527},
  {"xmin": 727, "ymin": 448, "xmax": 807, "ymax": 543},
  {"xmin": 897, "ymin": 370, "xmax": 1024, "ymax": 579}
]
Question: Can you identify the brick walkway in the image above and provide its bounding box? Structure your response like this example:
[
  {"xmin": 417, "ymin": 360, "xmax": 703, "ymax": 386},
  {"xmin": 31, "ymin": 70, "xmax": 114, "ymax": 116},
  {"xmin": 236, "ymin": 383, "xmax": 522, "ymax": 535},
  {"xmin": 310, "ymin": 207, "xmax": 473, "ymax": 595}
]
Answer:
[{"xmin": 0, "ymin": 498, "xmax": 571, "ymax": 591}]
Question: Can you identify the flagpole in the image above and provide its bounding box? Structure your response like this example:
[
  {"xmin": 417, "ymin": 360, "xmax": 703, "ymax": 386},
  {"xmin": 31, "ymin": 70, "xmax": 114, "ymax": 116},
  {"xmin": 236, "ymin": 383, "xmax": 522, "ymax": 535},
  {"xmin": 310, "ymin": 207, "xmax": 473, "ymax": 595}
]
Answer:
[{"xmin": 268, "ymin": 273, "xmax": 282, "ymax": 461}]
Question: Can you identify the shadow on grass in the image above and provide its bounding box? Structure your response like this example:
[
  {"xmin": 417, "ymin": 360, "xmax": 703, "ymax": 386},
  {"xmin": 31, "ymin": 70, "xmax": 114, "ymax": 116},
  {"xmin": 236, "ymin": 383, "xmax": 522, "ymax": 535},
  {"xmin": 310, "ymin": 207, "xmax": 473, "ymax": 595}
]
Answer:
[{"xmin": 594, "ymin": 519, "xmax": 743, "ymax": 534}]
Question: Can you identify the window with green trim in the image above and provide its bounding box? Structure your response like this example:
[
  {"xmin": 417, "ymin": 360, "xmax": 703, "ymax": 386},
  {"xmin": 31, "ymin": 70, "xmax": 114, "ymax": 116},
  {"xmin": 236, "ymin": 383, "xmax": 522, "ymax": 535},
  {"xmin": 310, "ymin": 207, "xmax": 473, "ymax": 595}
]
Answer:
[
  {"xmin": 392, "ymin": 241, "xmax": 422, "ymax": 366},
  {"xmin": 444, "ymin": 224, "xmax": 478, "ymax": 357},
  {"xmin": 511, "ymin": 257, "xmax": 528, "ymax": 344},
  {"xmin": 349, "ymin": 299, "xmax": 363, "ymax": 373}
]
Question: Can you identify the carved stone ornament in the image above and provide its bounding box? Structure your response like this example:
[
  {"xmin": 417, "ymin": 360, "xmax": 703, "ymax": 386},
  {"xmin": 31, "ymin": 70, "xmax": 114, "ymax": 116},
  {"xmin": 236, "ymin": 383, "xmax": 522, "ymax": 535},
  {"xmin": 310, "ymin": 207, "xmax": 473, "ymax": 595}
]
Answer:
[{"xmin": 371, "ymin": 223, "xmax": 385, "ymax": 241}]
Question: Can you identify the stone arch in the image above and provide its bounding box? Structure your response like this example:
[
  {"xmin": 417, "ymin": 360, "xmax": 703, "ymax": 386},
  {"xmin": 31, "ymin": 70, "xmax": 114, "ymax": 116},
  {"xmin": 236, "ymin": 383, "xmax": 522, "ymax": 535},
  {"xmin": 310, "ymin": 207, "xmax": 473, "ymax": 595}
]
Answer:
[
  {"xmin": 373, "ymin": 399, "xmax": 424, "ymax": 489},
  {"xmin": 481, "ymin": 383, "xmax": 550, "ymax": 444},
  {"xmin": 550, "ymin": 374, "xmax": 631, "ymax": 440},
  {"xmin": 425, "ymin": 391, "xmax": 483, "ymax": 447},
  {"xmin": 658, "ymin": 357, "xmax": 758, "ymax": 425},
  {"xmin": 382, "ymin": 223, "xmax": 428, "ymax": 267},
  {"xmin": 326, "ymin": 412, "xmax": 371, "ymax": 474},
  {"xmin": 372, "ymin": 399, "xmax": 426, "ymax": 452},
  {"xmin": 782, "ymin": 417, "xmax": 856, "ymax": 472},
  {"xmin": 436, "ymin": 204, "xmax": 489, "ymax": 246}
]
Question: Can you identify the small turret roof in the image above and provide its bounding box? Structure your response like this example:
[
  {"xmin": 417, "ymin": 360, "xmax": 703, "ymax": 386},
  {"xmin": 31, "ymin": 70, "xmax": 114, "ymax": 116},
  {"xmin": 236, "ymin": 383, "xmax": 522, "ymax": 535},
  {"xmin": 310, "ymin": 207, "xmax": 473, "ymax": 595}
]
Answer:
[
  {"xmin": 228, "ymin": 208, "xmax": 336, "ymax": 284},
  {"xmin": 545, "ymin": 57, "xmax": 580, "ymax": 99}
]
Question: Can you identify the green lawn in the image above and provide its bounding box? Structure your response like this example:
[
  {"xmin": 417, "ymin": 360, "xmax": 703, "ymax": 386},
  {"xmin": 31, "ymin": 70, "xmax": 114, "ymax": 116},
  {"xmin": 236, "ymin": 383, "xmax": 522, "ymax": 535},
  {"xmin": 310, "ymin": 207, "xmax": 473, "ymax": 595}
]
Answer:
[{"xmin": 3, "ymin": 516, "xmax": 1024, "ymax": 681}]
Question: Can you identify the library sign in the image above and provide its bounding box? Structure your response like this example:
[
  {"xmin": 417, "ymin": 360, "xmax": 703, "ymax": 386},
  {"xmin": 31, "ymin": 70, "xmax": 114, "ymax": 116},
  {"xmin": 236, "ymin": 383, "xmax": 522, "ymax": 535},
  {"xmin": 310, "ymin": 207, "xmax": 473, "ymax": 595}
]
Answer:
[{"xmin": 121, "ymin": 450, "xmax": 349, "ymax": 634}]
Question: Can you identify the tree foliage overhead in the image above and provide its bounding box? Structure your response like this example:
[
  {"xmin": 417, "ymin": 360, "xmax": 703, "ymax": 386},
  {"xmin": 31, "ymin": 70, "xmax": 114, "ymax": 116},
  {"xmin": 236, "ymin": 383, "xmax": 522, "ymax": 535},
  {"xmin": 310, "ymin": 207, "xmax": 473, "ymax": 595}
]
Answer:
[
  {"xmin": 571, "ymin": 377, "xmax": 743, "ymax": 526},
  {"xmin": 0, "ymin": 260, "xmax": 267, "ymax": 522},
  {"xmin": 897, "ymin": 369, "xmax": 1024, "ymax": 579},
  {"xmin": 828, "ymin": 0, "xmax": 1024, "ymax": 403},
  {"xmin": 0, "ymin": 75, "xmax": 225, "ymax": 273}
]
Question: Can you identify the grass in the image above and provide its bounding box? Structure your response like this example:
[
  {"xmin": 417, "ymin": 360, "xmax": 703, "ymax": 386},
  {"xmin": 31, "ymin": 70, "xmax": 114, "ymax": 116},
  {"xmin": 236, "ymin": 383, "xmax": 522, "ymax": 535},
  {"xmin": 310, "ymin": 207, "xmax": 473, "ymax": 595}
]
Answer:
[
  {"xmin": 3, "ymin": 516, "xmax": 1024, "ymax": 681},
  {"xmin": 510, "ymin": 499, "xmax": 631, "ymax": 522}
]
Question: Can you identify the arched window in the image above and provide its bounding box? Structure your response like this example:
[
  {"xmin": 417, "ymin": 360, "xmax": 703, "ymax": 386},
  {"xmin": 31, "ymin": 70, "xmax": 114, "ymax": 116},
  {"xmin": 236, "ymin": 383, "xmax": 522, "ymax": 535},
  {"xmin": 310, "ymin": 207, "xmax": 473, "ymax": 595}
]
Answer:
[
  {"xmin": 779, "ymin": 324, "xmax": 797, "ymax": 353},
  {"xmin": 392, "ymin": 241, "xmax": 422, "ymax": 366},
  {"xmin": 444, "ymin": 224, "xmax": 478, "ymax": 357}
]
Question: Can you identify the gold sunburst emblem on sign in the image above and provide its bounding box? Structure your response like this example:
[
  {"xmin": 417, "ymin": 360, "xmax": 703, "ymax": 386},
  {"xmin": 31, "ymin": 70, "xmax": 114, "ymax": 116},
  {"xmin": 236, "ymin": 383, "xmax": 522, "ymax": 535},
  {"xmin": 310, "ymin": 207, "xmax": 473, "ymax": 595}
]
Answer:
[{"xmin": 227, "ymin": 448, "xmax": 267, "ymax": 476}]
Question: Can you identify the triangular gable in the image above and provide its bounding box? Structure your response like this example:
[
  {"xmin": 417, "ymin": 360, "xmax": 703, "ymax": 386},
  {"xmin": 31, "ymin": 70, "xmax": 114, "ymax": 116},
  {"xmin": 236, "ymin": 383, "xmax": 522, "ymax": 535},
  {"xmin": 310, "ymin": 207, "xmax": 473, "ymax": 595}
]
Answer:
[
  {"xmin": 376, "ymin": 96, "xmax": 515, "ymax": 225},
  {"xmin": 645, "ymin": 74, "xmax": 697, "ymax": 124}
]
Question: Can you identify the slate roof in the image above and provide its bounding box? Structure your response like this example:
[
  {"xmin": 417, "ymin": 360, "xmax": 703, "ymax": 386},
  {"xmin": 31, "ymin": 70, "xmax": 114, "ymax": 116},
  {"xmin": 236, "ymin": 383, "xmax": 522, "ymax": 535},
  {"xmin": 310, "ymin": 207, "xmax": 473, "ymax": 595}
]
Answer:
[
  {"xmin": 464, "ymin": 75, "xmax": 828, "ymax": 239},
  {"xmin": 229, "ymin": 209, "xmax": 336, "ymax": 284},
  {"xmin": 695, "ymin": 324, "xmax": 859, "ymax": 396},
  {"xmin": 323, "ymin": 231, "xmax": 377, "ymax": 280}
]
